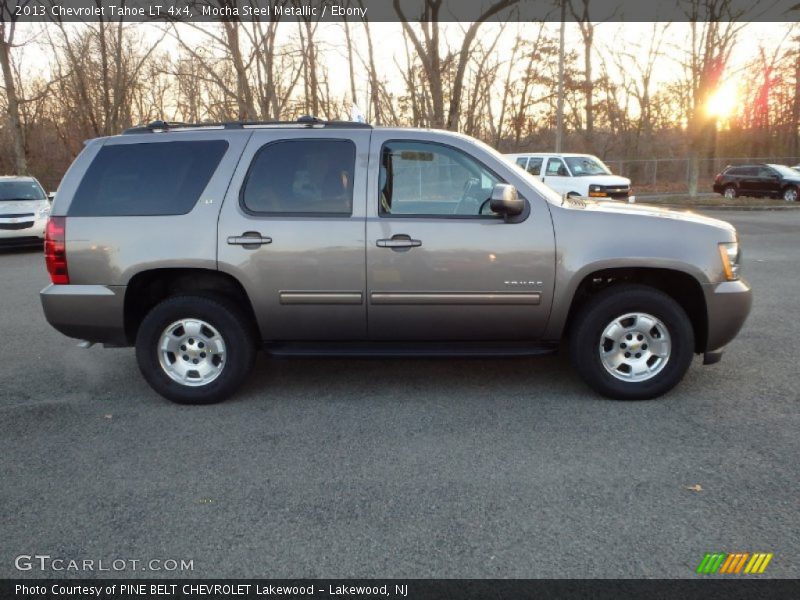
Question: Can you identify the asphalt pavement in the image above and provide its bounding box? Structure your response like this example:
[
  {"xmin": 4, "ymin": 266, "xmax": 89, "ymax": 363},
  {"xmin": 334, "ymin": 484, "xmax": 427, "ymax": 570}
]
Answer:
[{"xmin": 1, "ymin": 209, "xmax": 797, "ymax": 579}]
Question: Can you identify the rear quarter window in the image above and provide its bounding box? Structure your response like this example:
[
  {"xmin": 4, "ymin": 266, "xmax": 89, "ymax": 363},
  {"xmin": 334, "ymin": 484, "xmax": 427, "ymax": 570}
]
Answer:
[{"xmin": 68, "ymin": 140, "xmax": 228, "ymax": 216}]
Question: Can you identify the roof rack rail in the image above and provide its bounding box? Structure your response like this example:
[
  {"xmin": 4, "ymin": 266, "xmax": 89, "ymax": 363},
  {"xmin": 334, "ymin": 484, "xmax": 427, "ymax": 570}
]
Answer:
[{"xmin": 122, "ymin": 115, "xmax": 371, "ymax": 134}]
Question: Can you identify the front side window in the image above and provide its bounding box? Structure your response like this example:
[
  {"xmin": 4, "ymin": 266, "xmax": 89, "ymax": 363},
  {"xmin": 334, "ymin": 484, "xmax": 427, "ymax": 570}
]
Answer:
[
  {"xmin": 379, "ymin": 141, "xmax": 500, "ymax": 217},
  {"xmin": 70, "ymin": 140, "xmax": 228, "ymax": 216},
  {"xmin": 545, "ymin": 158, "xmax": 568, "ymax": 177},
  {"xmin": 515, "ymin": 157, "xmax": 528, "ymax": 168},
  {"xmin": 242, "ymin": 139, "xmax": 355, "ymax": 215}
]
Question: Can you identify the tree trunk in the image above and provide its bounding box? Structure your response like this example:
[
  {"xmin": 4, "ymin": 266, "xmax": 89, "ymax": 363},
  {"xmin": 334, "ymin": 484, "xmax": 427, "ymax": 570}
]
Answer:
[{"xmin": 0, "ymin": 25, "xmax": 27, "ymax": 174}]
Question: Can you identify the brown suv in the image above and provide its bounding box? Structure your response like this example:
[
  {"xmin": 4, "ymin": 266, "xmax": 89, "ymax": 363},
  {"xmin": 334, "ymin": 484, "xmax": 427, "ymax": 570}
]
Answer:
[{"xmin": 40, "ymin": 119, "xmax": 752, "ymax": 404}]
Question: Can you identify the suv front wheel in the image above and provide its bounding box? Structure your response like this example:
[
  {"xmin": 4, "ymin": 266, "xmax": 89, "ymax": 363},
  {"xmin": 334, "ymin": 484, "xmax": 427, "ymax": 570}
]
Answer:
[
  {"xmin": 723, "ymin": 184, "xmax": 738, "ymax": 199},
  {"xmin": 569, "ymin": 285, "xmax": 694, "ymax": 400},
  {"xmin": 782, "ymin": 186, "xmax": 798, "ymax": 202},
  {"xmin": 135, "ymin": 295, "xmax": 256, "ymax": 404}
]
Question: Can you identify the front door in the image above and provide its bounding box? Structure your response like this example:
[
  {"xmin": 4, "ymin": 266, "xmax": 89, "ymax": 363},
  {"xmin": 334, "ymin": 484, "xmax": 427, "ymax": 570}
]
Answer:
[
  {"xmin": 217, "ymin": 129, "xmax": 370, "ymax": 340},
  {"xmin": 541, "ymin": 157, "xmax": 572, "ymax": 195},
  {"xmin": 365, "ymin": 133, "xmax": 555, "ymax": 341}
]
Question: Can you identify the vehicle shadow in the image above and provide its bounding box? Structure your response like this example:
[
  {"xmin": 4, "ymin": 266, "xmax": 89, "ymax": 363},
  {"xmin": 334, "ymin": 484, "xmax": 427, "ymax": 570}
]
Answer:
[{"xmin": 233, "ymin": 348, "xmax": 595, "ymax": 407}]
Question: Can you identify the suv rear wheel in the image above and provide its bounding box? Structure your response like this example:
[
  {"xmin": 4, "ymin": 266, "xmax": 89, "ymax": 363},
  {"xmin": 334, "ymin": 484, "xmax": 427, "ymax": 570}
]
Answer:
[
  {"xmin": 569, "ymin": 285, "xmax": 694, "ymax": 400},
  {"xmin": 723, "ymin": 184, "xmax": 738, "ymax": 199},
  {"xmin": 135, "ymin": 295, "xmax": 256, "ymax": 404}
]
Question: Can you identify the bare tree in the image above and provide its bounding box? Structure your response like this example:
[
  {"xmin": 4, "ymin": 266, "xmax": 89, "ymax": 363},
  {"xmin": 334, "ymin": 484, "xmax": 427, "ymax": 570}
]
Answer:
[
  {"xmin": 0, "ymin": 0, "xmax": 28, "ymax": 173},
  {"xmin": 681, "ymin": 0, "xmax": 746, "ymax": 195},
  {"xmin": 394, "ymin": 0, "xmax": 519, "ymax": 130}
]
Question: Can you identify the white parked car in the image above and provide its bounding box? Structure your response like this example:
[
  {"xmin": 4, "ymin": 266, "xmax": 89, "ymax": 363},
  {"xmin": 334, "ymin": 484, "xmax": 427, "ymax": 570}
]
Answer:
[
  {"xmin": 506, "ymin": 153, "xmax": 631, "ymax": 200},
  {"xmin": 0, "ymin": 176, "xmax": 51, "ymax": 247}
]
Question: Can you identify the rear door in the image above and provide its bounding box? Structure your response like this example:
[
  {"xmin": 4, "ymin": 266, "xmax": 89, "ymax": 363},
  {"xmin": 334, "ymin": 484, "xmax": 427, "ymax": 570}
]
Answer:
[
  {"xmin": 525, "ymin": 157, "xmax": 544, "ymax": 178},
  {"xmin": 365, "ymin": 131, "xmax": 555, "ymax": 341},
  {"xmin": 217, "ymin": 128, "xmax": 370, "ymax": 341}
]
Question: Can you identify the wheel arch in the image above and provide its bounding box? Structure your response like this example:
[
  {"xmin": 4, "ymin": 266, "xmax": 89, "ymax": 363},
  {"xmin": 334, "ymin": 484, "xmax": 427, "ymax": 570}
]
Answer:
[
  {"xmin": 124, "ymin": 268, "xmax": 258, "ymax": 345},
  {"xmin": 561, "ymin": 267, "xmax": 708, "ymax": 354}
]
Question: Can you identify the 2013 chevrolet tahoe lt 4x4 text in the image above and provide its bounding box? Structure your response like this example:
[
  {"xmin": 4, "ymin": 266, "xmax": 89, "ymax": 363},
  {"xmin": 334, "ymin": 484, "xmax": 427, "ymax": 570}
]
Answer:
[{"xmin": 40, "ymin": 118, "xmax": 752, "ymax": 404}]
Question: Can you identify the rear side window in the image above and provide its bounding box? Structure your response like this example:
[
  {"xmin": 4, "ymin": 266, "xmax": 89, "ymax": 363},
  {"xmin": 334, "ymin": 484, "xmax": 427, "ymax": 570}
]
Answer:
[
  {"xmin": 241, "ymin": 139, "xmax": 355, "ymax": 215},
  {"xmin": 69, "ymin": 140, "xmax": 228, "ymax": 216},
  {"xmin": 526, "ymin": 157, "xmax": 543, "ymax": 176}
]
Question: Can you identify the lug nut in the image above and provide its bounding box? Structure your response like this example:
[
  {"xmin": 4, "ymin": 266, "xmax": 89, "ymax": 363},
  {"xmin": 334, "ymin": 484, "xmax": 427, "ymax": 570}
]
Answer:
[
  {"xmin": 624, "ymin": 352, "xmax": 631, "ymax": 358},
  {"xmin": 200, "ymin": 352, "xmax": 206, "ymax": 358},
  {"xmin": 188, "ymin": 338, "xmax": 194, "ymax": 344},
  {"xmin": 642, "ymin": 344, "xmax": 648, "ymax": 350},
  {"xmin": 180, "ymin": 345, "xmax": 186, "ymax": 351},
  {"xmin": 183, "ymin": 355, "xmax": 189, "ymax": 361},
  {"xmin": 192, "ymin": 358, "xmax": 199, "ymax": 364},
  {"xmin": 626, "ymin": 334, "xmax": 633, "ymax": 340},
  {"xmin": 635, "ymin": 353, "xmax": 642, "ymax": 358},
  {"xmin": 620, "ymin": 342, "xmax": 627, "ymax": 348}
]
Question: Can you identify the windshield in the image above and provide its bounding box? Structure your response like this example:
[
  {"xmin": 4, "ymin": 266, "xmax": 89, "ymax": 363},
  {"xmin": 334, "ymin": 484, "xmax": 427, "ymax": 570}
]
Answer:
[
  {"xmin": 564, "ymin": 155, "xmax": 612, "ymax": 176},
  {"xmin": 0, "ymin": 180, "xmax": 46, "ymax": 201},
  {"xmin": 768, "ymin": 164, "xmax": 799, "ymax": 178}
]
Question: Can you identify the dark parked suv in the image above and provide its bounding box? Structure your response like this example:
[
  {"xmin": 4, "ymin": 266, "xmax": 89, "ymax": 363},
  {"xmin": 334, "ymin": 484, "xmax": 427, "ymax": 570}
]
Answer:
[
  {"xmin": 713, "ymin": 164, "xmax": 800, "ymax": 202},
  {"xmin": 41, "ymin": 118, "xmax": 752, "ymax": 404}
]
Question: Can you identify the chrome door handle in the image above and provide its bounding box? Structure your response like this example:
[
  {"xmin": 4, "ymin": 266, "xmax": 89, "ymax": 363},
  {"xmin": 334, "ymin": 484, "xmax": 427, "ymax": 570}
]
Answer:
[
  {"xmin": 376, "ymin": 236, "xmax": 422, "ymax": 249},
  {"xmin": 227, "ymin": 233, "xmax": 272, "ymax": 246}
]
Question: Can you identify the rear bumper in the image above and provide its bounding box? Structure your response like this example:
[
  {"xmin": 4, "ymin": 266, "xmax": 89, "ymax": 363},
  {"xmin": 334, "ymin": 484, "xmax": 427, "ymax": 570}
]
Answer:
[
  {"xmin": 40, "ymin": 284, "xmax": 128, "ymax": 345},
  {"xmin": 702, "ymin": 279, "xmax": 752, "ymax": 352}
]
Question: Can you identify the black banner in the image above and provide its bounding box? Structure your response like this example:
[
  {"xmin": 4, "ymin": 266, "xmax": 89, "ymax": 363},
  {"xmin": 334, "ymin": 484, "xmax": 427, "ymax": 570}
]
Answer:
[
  {"xmin": 3, "ymin": 579, "xmax": 800, "ymax": 600},
  {"xmin": 2, "ymin": 0, "xmax": 798, "ymax": 23}
]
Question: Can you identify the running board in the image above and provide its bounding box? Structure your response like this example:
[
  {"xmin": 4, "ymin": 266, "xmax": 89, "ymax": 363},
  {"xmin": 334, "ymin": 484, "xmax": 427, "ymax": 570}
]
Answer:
[{"xmin": 263, "ymin": 341, "xmax": 559, "ymax": 358}]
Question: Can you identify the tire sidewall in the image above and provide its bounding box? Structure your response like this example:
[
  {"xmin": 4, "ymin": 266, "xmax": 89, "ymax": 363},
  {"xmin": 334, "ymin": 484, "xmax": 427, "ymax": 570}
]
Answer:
[
  {"xmin": 570, "ymin": 286, "xmax": 694, "ymax": 400},
  {"xmin": 135, "ymin": 296, "xmax": 254, "ymax": 404}
]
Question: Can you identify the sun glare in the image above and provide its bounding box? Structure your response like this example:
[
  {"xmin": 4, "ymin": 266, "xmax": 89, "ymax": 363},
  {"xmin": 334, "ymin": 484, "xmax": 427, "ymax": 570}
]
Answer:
[{"xmin": 705, "ymin": 81, "xmax": 739, "ymax": 120}]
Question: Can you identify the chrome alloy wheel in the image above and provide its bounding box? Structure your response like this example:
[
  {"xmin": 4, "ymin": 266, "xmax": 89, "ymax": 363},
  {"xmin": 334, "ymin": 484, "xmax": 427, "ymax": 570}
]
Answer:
[
  {"xmin": 158, "ymin": 319, "xmax": 226, "ymax": 386},
  {"xmin": 783, "ymin": 187, "xmax": 798, "ymax": 202},
  {"xmin": 723, "ymin": 186, "xmax": 737, "ymax": 199},
  {"xmin": 599, "ymin": 312, "xmax": 671, "ymax": 383}
]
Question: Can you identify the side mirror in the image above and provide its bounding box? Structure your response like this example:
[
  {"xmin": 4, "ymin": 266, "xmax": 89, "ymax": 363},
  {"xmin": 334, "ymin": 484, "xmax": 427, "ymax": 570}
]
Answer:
[
  {"xmin": 490, "ymin": 183, "xmax": 524, "ymax": 217},
  {"xmin": 47, "ymin": 192, "xmax": 56, "ymax": 202}
]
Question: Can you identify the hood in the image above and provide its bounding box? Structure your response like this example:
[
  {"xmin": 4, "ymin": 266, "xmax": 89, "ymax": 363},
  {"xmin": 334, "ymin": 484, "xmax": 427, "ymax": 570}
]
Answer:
[
  {"xmin": 584, "ymin": 174, "xmax": 630, "ymax": 186},
  {"xmin": 562, "ymin": 197, "xmax": 735, "ymax": 232},
  {"xmin": 0, "ymin": 199, "xmax": 49, "ymax": 215}
]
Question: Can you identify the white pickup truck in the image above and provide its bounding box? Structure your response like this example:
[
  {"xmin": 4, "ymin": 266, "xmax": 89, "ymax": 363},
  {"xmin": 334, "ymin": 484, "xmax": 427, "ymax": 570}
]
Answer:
[{"xmin": 506, "ymin": 153, "xmax": 631, "ymax": 200}]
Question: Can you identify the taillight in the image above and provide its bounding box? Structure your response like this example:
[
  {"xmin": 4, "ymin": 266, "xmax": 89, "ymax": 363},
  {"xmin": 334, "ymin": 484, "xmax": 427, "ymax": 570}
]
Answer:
[{"xmin": 44, "ymin": 216, "xmax": 69, "ymax": 284}]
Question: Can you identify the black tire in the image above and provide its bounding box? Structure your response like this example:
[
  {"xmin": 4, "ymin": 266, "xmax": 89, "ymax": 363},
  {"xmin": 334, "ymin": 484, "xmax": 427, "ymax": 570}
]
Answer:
[
  {"xmin": 722, "ymin": 184, "xmax": 738, "ymax": 199},
  {"xmin": 135, "ymin": 295, "xmax": 256, "ymax": 404},
  {"xmin": 569, "ymin": 284, "xmax": 694, "ymax": 400}
]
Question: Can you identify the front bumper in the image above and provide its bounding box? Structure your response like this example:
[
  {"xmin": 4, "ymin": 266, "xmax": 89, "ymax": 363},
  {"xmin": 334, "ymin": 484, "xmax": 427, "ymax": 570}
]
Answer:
[
  {"xmin": 702, "ymin": 278, "xmax": 752, "ymax": 352},
  {"xmin": 40, "ymin": 284, "xmax": 128, "ymax": 345},
  {"xmin": 0, "ymin": 216, "xmax": 46, "ymax": 245}
]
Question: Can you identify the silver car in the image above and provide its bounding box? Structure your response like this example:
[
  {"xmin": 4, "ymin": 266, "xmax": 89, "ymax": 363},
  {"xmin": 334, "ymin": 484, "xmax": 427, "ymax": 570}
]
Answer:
[
  {"xmin": 0, "ymin": 176, "xmax": 50, "ymax": 247},
  {"xmin": 40, "ymin": 118, "xmax": 752, "ymax": 404}
]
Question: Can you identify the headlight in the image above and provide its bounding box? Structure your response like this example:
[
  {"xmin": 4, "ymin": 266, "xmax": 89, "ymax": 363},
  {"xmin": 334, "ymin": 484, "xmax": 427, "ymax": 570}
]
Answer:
[
  {"xmin": 718, "ymin": 241, "xmax": 740, "ymax": 281},
  {"xmin": 588, "ymin": 184, "xmax": 606, "ymax": 197},
  {"xmin": 37, "ymin": 206, "xmax": 50, "ymax": 218}
]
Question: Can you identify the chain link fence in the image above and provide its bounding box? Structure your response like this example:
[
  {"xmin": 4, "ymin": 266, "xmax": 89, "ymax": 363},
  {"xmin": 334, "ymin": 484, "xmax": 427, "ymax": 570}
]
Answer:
[{"xmin": 604, "ymin": 157, "xmax": 800, "ymax": 196}]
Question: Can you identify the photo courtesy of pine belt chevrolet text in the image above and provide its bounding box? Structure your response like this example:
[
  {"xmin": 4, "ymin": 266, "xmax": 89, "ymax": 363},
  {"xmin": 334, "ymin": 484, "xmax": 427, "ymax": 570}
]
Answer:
[{"xmin": 40, "ymin": 117, "xmax": 752, "ymax": 404}]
